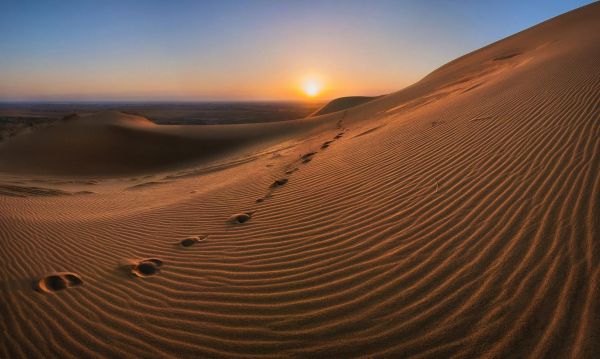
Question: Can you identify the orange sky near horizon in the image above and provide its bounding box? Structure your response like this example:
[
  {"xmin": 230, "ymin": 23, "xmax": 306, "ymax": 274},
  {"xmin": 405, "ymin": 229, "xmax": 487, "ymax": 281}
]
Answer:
[{"xmin": 1, "ymin": 56, "xmax": 413, "ymax": 102}]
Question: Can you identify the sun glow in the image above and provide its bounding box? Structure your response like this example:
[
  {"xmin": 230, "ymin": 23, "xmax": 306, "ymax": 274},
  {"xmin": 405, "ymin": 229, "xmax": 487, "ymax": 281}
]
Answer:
[{"xmin": 301, "ymin": 78, "xmax": 323, "ymax": 97}]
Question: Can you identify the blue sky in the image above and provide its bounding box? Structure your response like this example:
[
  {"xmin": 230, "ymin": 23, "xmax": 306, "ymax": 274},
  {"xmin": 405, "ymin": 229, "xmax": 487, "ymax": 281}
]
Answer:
[{"xmin": 0, "ymin": 0, "xmax": 594, "ymax": 101}]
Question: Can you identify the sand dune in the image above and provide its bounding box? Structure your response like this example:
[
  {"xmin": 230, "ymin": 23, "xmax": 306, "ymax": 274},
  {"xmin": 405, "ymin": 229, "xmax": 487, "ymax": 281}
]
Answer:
[
  {"xmin": 0, "ymin": 111, "xmax": 339, "ymax": 176},
  {"xmin": 1, "ymin": 3, "xmax": 599, "ymax": 358},
  {"xmin": 310, "ymin": 96, "xmax": 381, "ymax": 117}
]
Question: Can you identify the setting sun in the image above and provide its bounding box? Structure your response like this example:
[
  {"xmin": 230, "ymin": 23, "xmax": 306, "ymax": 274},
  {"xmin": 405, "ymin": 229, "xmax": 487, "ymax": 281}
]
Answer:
[{"xmin": 301, "ymin": 78, "xmax": 323, "ymax": 97}]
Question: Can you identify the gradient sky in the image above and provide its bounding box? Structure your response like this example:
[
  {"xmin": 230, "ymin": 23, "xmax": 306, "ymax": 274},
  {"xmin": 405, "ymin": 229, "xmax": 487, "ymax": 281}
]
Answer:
[{"xmin": 0, "ymin": 0, "xmax": 594, "ymax": 101}]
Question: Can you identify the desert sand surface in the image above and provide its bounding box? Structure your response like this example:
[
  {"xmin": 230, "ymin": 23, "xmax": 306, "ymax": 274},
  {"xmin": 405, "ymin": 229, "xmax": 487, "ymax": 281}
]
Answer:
[
  {"xmin": 1, "ymin": 3, "xmax": 599, "ymax": 358},
  {"xmin": 310, "ymin": 96, "xmax": 380, "ymax": 116}
]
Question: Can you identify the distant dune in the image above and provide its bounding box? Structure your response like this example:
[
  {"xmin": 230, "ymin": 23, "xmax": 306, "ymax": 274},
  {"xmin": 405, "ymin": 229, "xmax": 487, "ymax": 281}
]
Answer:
[
  {"xmin": 0, "ymin": 110, "xmax": 338, "ymax": 176},
  {"xmin": 0, "ymin": 3, "xmax": 599, "ymax": 358},
  {"xmin": 310, "ymin": 96, "xmax": 380, "ymax": 117}
]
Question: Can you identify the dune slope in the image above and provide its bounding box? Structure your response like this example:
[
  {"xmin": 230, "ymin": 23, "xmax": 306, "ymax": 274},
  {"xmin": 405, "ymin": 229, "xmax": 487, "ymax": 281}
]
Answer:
[
  {"xmin": 310, "ymin": 96, "xmax": 380, "ymax": 117},
  {"xmin": 0, "ymin": 111, "xmax": 338, "ymax": 176},
  {"xmin": 1, "ymin": 3, "xmax": 599, "ymax": 358}
]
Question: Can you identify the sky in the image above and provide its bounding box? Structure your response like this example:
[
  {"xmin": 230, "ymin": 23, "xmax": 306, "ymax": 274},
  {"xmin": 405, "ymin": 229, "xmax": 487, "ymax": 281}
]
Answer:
[{"xmin": 0, "ymin": 0, "xmax": 594, "ymax": 102}]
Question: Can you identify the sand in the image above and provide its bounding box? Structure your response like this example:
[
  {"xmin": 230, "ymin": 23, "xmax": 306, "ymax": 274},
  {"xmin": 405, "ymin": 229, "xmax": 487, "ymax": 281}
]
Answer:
[
  {"xmin": 1, "ymin": 3, "xmax": 599, "ymax": 358},
  {"xmin": 310, "ymin": 96, "xmax": 380, "ymax": 116}
]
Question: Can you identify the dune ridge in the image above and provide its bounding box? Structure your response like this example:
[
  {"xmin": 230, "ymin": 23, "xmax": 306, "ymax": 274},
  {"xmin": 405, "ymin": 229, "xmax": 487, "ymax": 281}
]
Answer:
[
  {"xmin": 0, "ymin": 111, "xmax": 339, "ymax": 177},
  {"xmin": 309, "ymin": 96, "xmax": 381, "ymax": 117},
  {"xmin": 1, "ymin": 3, "xmax": 599, "ymax": 358}
]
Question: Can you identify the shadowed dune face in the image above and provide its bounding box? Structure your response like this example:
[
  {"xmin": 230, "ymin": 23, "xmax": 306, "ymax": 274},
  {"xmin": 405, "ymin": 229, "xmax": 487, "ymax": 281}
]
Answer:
[
  {"xmin": 0, "ymin": 111, "xmax": 339, "ymax": 177},
  {"xmin": 1, "ymin": 3, "xmax": 600, "ymax": 358}
]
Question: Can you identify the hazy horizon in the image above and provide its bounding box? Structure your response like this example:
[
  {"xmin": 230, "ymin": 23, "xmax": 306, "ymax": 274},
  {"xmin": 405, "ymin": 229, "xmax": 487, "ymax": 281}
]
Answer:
[{"xmin": 1, "ymin": 0, "xmax": 594, "ymax": 102}]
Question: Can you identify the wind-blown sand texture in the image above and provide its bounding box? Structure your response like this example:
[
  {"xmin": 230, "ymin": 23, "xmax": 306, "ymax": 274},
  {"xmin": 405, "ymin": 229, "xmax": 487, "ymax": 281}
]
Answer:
[{"xmin": 1, "ymin": 3, "xmax": 599, "ymax": 358}]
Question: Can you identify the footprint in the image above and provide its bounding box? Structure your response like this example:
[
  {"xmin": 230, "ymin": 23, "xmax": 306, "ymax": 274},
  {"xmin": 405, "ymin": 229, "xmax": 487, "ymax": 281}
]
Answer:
[
  {"xmin": 301, "ymin": 152, "xmax": 316, "ymax": 160},
  {"xmin": 256, "ymin": 194, "xmax": 272, "ymax": 203},
  {"xmin": 37, "ymin": 272, "xmax": 83, "ymax": 293},
  {"xmin": 180, "ymin": 235, "xmax": 206, "ymax": 247},
  {"xmin": 300, "ymin": 152, "xmax": 316, "ymax": 164},
  {"xmin": 270, "ymin": 178, "xmax": 288, "ymax": 188},
  {"xmin": 228, "ymin": 212, "xmax": 253, "ymax": 224},
  {"xmin": 321, "ymin": 141, "xmax": 333, "ymax": 149},
  {"xmin": 493, "ymin": 53, "xmax": 521, "ymax": 61},
  {"xmin": 131, "ymin": 259, "xmax": 163, "ymax": 277}
]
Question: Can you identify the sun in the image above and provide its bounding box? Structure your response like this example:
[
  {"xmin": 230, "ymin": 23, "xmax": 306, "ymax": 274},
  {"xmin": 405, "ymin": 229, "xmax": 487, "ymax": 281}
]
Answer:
[{"xmin": 301, "ymin": 78, "xmax": 323, "ymax": 97}]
